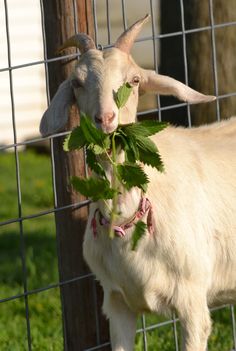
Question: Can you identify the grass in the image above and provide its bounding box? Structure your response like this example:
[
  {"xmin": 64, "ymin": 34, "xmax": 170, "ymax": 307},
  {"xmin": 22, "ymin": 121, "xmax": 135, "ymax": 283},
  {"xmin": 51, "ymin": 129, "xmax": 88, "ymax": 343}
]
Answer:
[
  {"xmin": 0, "ymin": 150, "xmax": 235, "ymax": 350},
  {"xmin": 135, "ymin": 308, "xmax": 236, "ymax": 351},
  {"xmin": 0, "ymin": 150, "xmax": 63, "ymax": 350}
]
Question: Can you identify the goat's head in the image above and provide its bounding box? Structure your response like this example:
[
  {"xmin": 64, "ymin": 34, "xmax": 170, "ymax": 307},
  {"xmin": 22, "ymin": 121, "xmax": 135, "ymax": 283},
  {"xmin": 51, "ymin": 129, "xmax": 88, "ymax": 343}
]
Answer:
[{"xmin": 40, "ymin": 14, "xmax": 215, "ymax": 136}]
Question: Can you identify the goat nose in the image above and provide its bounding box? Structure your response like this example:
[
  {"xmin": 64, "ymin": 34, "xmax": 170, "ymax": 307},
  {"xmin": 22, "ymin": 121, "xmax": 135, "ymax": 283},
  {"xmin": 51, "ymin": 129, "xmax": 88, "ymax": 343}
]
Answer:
[{"xmin": 95, "ymin": 112, "xmax": 115, "ymax": 125}]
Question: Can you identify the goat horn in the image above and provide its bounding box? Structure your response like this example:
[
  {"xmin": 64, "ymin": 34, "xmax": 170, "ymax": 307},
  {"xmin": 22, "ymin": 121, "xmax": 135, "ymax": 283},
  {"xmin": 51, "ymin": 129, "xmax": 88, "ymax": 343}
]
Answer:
[
  {"xmin": 115, "ymin": 14, "xmax": 150, "ymax": 54},
  {"xmin": 57, "ymin": 33, "xmax": 96, "ymax": 55}
]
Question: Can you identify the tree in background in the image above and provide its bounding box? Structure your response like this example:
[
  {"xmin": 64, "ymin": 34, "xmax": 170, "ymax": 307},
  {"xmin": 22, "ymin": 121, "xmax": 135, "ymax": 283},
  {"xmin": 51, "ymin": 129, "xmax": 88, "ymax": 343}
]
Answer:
[{"xmin": 161, "ymin": 0, "xmax": 236, "ymax": 126}]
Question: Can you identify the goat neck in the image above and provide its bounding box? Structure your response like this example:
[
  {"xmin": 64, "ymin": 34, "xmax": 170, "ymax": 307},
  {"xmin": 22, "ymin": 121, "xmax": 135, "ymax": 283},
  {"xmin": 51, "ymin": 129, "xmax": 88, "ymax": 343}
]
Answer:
[{"xmin": 97, "ymin": 150, "xmax": 142, "ymax": 226}]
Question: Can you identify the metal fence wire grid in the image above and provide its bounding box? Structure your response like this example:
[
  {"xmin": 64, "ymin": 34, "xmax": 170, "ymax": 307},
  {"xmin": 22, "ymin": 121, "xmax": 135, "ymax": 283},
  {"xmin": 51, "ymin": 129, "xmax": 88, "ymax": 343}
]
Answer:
[{"xmin": 1, "ymin": 0, "xmax": 236, "ymax": 350}]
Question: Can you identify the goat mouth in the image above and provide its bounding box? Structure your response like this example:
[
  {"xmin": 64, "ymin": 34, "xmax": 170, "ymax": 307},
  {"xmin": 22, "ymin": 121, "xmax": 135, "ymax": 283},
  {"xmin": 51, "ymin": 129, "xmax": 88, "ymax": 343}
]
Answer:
[
  {"xmin": 104, "ymin": 127, "xmax": 116, "ymax": 133},
  {"xmin": 100, "ymin": 124, "xmax": 117, "ymax": 134}
]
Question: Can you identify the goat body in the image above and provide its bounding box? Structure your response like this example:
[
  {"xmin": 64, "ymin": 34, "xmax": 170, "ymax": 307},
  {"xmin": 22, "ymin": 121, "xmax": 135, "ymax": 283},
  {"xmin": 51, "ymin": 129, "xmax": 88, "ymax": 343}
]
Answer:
[
  {"xmin": 84, "ymin": 118, "xmax": 236, "ymax": 350},
  {"xmin": 40, "ymin": 15, "xmax": 236, "ymax": 351}
]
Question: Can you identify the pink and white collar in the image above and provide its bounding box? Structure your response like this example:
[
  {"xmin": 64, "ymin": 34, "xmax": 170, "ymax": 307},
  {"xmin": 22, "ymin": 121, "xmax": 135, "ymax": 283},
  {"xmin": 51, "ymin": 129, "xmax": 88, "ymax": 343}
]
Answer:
[{"xmin": 91, "ymin": 197, "xmax": 154, "ymax": 238}]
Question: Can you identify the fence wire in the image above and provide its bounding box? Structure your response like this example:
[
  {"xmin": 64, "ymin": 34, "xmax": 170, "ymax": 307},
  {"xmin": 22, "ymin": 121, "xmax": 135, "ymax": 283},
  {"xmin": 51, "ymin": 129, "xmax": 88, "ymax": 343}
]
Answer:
[{"xmin": 1, "ymin": 0, "xmax": 236, "ymax": 350}]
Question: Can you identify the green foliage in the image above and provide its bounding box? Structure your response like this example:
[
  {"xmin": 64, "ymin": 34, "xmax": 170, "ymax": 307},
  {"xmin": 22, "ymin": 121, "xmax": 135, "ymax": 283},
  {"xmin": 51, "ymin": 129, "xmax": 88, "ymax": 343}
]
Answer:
[
  {"xmin": 139, "ymin": 148, "xmax": 164, "ymax": 172},
  {"xmin": 63, "ymin": 126, "xmax": 86, "ymax": 151},
  {"xmin": 131, "ymin": 221, "xmax": 147, "ymax": 250},
  {"xmin": 117, "ymin": 122, "xmax": 165, "ymax": 172},
  {"xmin": 71, "ymin": 176, "xmax": 117, "ymax": 201},
  {"xmin": 86, "ymin": 148, "xmax": 106, "ymax": 177},
  {"xmin": 64, "ymin": 113, "xmax": 110, "ymax": 152},
  {"xmin": 64, "ymin": 87, "xmax": 167, "ymax": 199},
  {"xmin": 80, "ymin": 112, "xmax": 109, "ymax": 147},
  {"xmin": 114, "ymin": 82, "xmax": 133, "ymax": 109},
  {"xmin": 64, "ymin": 83, "xmax": 167, "ymax": 242},
  {"xmin": 120, "ymin": 119, "xmax": 167, "ymax": 138},
  {"xmin": 117, "ymin": 163, "xmax": 149, "ymax": 191}
]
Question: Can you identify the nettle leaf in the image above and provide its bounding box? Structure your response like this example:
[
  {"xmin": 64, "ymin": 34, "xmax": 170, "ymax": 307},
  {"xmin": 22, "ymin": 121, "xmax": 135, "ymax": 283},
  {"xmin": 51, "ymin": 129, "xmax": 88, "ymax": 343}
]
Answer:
[
  {"xmin": 115, "ymin": 134, "xmax": 134, "ymax": 163},
  {"xmin": 139, "ymin": 148, "xmax": 165, "ymax": 172},
  {"xmin": 132, "ymin": 220, "xmax": 147, "ymax": 250},
  {"xmin": 116, "ymin": 129, "xmax": 140, "ymax": 161},
  {"xmin": 64, "ymin": 85, "xmax": 166, "ymax": 244},
  {"xmin": 63, "ymin": 127, "xmax": 86, "ymax": 151},
  {"xmin": 80, "ymin": 113, "xmax": 107, "ymax": 146},
  {"xmin": 121, "ymin": 120, "xmax": 167, "ymax": 138},
  {"xmin": 136, "ymin": 136, "xmax": 157, "ymax": 154},
  {"xmin": 114, "ymin": 83, "xmax": 132, "ymax": 109},
  {"xmin": 135, "ymin": 120, "xmax": 168, "ymax": 135},
  {"xmin": 103, "ymin": 135, "xmax": 111, "ymax": 150},
  {"xmin": 117, "ymin": 163, "xmax": 149, "ymax": 191},
  {"xmin": 128, "ymin": 136, "xmax": 140, "ymax": 160},
  {"xmin": 86, "ymin": 148, "xmax": 106, "ymax": 177},
  {"xmin": 71, "ymin": 176, "xmax": 116, "ymax": 201},
  {"xmin": 88, "ymin": 144, "xmax": 105, "ymax": 155}
]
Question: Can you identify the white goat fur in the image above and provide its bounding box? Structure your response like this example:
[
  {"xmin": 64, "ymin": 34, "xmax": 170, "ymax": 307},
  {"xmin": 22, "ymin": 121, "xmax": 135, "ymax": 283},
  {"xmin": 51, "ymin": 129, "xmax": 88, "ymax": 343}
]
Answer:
[{"xmin": 40, "ymin": 16, "xmax": 236, "ymax": 351}]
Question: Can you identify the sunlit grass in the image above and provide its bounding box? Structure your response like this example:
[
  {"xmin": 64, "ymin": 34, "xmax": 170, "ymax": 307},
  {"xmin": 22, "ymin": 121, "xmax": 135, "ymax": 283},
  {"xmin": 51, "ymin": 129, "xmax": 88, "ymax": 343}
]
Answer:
[{"xmin": 0, "ymin": 150, "xmax": 63, "ymax": 350}]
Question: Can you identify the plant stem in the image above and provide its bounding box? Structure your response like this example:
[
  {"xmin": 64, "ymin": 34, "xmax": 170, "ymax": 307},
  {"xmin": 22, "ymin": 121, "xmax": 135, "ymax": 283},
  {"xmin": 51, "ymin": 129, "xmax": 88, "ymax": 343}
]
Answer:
[
  {"xmin": 109, "ymin": 132, "xmax": 119, "ymax": 238},
  {"xmin": 104, "ymin": 149, "xmax": 115, "ymax": 165},
  {"xmin": 103, "ymin": 199, "xmax": 112, "ymax": 213},
  {"xmin": 118, "ymin": 109, "xmax": 121, "ymax": 126}
]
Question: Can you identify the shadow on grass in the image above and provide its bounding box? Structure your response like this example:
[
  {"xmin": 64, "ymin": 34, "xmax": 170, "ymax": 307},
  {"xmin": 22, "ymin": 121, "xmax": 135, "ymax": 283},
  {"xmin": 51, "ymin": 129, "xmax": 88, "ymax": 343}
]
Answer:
[{"xmin": 0, "ymin": 221, "xmax": 59, "ymax": 295}]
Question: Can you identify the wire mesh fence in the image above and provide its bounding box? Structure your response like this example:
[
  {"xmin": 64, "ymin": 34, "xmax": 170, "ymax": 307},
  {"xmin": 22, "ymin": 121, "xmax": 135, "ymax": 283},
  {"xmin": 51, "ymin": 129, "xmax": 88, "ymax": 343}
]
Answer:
[{"xmin": 0, "ymin": 0, "xmax": 236, "ymax": 350}]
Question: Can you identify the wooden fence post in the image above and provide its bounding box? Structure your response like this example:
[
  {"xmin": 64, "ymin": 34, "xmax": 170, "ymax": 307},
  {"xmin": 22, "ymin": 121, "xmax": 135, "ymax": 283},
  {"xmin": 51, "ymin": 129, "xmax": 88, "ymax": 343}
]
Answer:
[{"xmin": 42, "ymin": 1, "xmax": 110, "ymax": 349}]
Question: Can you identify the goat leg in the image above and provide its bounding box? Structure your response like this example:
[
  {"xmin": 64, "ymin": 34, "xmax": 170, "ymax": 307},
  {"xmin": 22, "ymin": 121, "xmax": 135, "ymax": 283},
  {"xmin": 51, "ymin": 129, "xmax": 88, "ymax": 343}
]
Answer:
[{"xmin": 103, "ymin": 290, "xmax": 137, "ymax": 351}]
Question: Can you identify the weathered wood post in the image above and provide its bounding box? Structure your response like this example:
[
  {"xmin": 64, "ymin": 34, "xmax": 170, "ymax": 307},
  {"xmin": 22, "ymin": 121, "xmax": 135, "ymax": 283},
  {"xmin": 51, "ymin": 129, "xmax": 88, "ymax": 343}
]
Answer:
[{"xmin": 42, "ymin": 0, "xmax": 110, "ymax": 349}]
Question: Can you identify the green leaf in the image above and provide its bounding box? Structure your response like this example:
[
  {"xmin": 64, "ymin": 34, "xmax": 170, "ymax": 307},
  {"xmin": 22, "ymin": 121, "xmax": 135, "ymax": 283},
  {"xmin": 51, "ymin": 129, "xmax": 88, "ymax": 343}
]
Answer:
[
  {"xmin": 80, "ymin": 113, "xmax": 107, "ymax": 146},
  {"xmin": 114, "ymin": 83, "xmax": 132, "ymax": 109},
  {"xmin": 136, "ymin": 136, "xmax": 157, "ymax": 154},
  {"xmin": 132, "ymin": 220, "xmax": 147, "ymax": 250},
  {"xmin": 63, "ymin": 127, "xmax": 86, "ymax": 151},
  {"xmin": 117, "ymin": 163, "xmax": 149, "ymax": 191},
  {"xmin": 135, "ymin": 120, "xmax": 168, "ymax": 135},
  {"xmin": 116, "ymin": 128, "xmax": 164, "ymax": 172},
  {"xmin": 121, "ymin": 120, "xmax": 167, "ymax": 138},
  {"xmin": 88, "ymin": 144, "xmax": 105, "ymax": 155},
  {"xmin": 128, "ymin": 136, "xmax": 140, "ymax": 160},
  {"xmin": 86, "ymin": 148, "xmax": 106, "ymax": 177},
  {"xmin": 139, "ymin": 148, "xmax": 165, "ymax": 172},
  {"xmin": 140, "ymin": 182, "xmax": 148, "ymax": 193},
  {"xmin": 64, "ymin": 114, "xmax": 111, "ymax": 153},
  {"xmin": 115, "ymin": 134, "xmax": 135, "ymax": 163},
  {"xmin": 103, "ymin": 135, "xmax": 111, "ymax": 150},
  {"xmin": 71, "ymin": 176, "xmax": 116, "ymax": 201}
]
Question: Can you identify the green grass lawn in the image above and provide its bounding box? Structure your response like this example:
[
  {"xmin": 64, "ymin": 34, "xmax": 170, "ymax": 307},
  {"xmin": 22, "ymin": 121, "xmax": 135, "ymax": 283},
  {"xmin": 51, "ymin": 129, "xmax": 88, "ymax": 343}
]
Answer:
[
  {"xmin": 0, "ymin": 150, "xmax": 235, "ymax": 350},
  {"xmin": 0, "ymin": 150, "xmax": 63, "ymax": 350}
]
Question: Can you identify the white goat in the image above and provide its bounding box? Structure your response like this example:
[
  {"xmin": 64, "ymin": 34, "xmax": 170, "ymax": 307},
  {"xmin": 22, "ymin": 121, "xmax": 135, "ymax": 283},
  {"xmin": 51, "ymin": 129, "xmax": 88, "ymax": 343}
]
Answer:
[{"xmin": 40, "ymin": 15, "xmax": 236, "ymax": 351}]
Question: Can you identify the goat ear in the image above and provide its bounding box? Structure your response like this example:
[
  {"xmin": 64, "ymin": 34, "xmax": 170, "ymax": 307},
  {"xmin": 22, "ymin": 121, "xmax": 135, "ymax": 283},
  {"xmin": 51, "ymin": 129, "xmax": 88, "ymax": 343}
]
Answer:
[
  {"xmin": 40, "ymin": 79, "xmax": 75, "ymax": 137},
  {"xmin": 140, "ymin": 69, "xmax": 216, "ymax": 104}
]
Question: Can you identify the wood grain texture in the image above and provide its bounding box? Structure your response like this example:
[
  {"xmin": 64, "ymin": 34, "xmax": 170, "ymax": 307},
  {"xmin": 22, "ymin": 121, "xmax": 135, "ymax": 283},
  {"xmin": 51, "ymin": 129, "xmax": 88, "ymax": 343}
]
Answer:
[{"xmin": 42, "ymin": 1, "xmax": 109, "ymax": 349}]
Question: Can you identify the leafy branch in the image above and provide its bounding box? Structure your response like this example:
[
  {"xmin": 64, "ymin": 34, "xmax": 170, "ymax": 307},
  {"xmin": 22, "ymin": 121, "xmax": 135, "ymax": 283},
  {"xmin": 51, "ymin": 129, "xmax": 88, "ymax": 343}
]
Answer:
[{"xmin": 64, "ymin": 83, "xmax": 167, "ymax": 246}]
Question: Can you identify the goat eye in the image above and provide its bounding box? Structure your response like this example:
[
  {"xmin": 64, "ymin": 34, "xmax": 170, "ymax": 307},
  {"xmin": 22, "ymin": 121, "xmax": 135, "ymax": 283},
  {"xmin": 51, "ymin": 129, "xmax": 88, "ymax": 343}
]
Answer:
[
  {"xmin": 131, "ymin": 76, "xmax": 140, "ymax": 86},
  {"xmin": 71, "ymin": 79, "xmax": 83, "ymax": 89}
]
